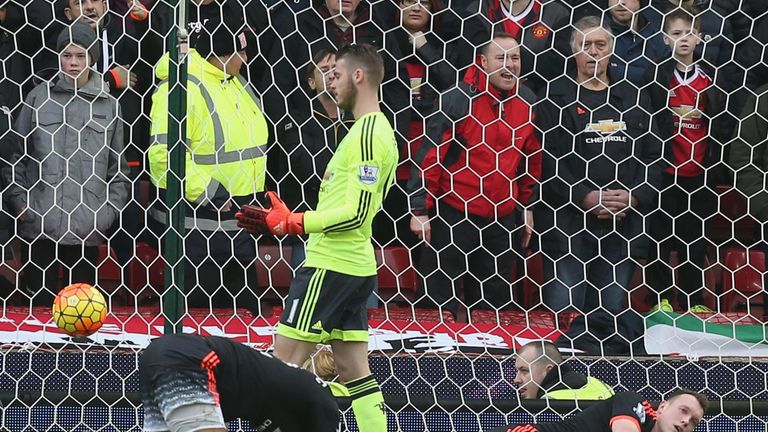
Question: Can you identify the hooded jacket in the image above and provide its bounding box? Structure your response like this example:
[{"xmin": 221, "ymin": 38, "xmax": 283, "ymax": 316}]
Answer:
[
  {"xmin": 537, "ymin": 363, "xmax": 615, "ymax": 400},
  {"xmin": 8, "ymin": 72, "xmax": 129, "ymax": 246},
  {"xmin": 148, "ymin": 49, "xmax": 269, "ymax": 232},
  {"xmin": 534, "ymin": 72, "xmax": 663, "ymax": 256},
  {"xmin": 408, "ymin": 64, "xmax": 542, "ymax": 219}
]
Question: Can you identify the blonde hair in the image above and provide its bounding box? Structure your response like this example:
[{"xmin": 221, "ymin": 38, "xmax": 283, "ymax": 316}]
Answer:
[{"xmin": 302, "ymin": 345, "xmax": 339, "ymax": 382}]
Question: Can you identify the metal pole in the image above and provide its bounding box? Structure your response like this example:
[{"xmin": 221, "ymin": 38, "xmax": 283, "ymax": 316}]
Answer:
[{"xmin": 163, "ymin": 0, "xmax": 188, "ymax": 334}]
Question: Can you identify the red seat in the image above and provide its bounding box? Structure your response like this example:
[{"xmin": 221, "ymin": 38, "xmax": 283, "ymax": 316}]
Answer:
[
  {"xmin": 97, "ymin": 244, "xmax": 121, "ymax": 281},
  {"xmin": 256, "ymin": 244, "xmax": 294, "ymax": 296},
  {"xmin": 470, "ymin": 309, "xmax": 556, "ymax": 329},
  {"xmin": 711, "ymin": 185, "xmax": 757, "ymax": 244},
  {"xmin": 721, "ymin": 248, "xmax": 765, "ymax": 312},
  {"xmin": 127, "ymin": 242, "xmax": 165, "ymax": 305},
  {"xmin": 375, "ymin": 246, "xmax": 418, "ymax": 302}
]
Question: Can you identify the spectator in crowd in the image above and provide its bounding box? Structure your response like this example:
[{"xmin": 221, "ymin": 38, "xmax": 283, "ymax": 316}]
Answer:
[
  {"xmin": 513, "ymin": 340, "xmax": 615, "ymax": 400},
  {"xmin": 606, "ymin": 0, "xmax": 669, "ymax": 85},
  {"xmin": 0, "ymin": 1, "xmax": 63, "ymax": 114},
  {"xmin": 729, "ymin": 83, "xmax": 768, "ymax": 310},
  {"xmin": 374, "ymin": 0, "xmax": 454, "ymax": 247},
  {"xmin": 148, "ymin": 18, "xmax": 267, "ymax": 314},
  {"xmin": 58, "ymin": 0, "xmax": 165, "ymax": 266},
  {"xmin": 59, "ymin": 0, "xmax": 150, "ymax": 122},
  {"xmin": 5, "ymin": 23, "xmax": 129, "ymax": 306},
  {"xmin": 261, "ymin": 0, "xmax": 406, "ymax": 126},
  {"xmin": 276, "ymin": 48, "xmax": 355, "ymax": 269},
  {"xmin": 643, "ymin": 8, "xmax": 726, "ymax": 313},
  {"xmin": 652, "ymin": 1, "xmax": 736, "ymax": 77},
  {"xmin": 409, "ymin": 32, "xmax": 542, "ymax": 319},
  {"xmin": 0, "ymin": 1, "xmax": 63, "ymax": 100},
  {"xmin": 456, "ymin": 0, "xmax": 571, "ymax": 95},
  {"xmin": 651, "ymin": 1, "xmax": 741, "ymax": 138},
  {"xmin": 534, "ymin": 17, "xmax": 662, "ymax": 353},
  {"xmin": 491, "ymin": 389, "xmax": 708, "ymax": 432}
]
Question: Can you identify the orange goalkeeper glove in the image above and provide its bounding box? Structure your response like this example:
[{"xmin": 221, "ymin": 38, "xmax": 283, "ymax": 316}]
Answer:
[
  {"xmin": 264, "ymin": 191, "xmax": 304, "ymax": 236},
  {"xmin": 262, "ymin": 191, "xmax": 305, "ymax": 236},
  {"xmin": 236, "ymin": 192, "xmax": 305, "ymax": 236}
]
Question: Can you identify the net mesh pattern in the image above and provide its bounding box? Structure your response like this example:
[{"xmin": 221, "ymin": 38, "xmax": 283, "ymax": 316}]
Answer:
[{"xmin": 0, "ymin": 0, "xmax": 767, "ymax": 430}]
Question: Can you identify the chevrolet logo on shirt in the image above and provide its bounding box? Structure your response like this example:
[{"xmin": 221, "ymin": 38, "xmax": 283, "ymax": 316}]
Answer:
[
  {"xmin": 671, "ymin": 105, "xmax": 702, "ymax": 119},
  {"xmin": 584, "ymin": 120, "xmax": 627, "ymax": 134}
]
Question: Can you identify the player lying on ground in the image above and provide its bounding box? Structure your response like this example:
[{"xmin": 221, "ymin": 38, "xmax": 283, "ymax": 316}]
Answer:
[
  {"xmin": 139, "ymin": 333, "xmax": 340, "ymax": 432},
  {"xmin": 489, "ymin": 389, "xmax": 707, "ymax": 432}
]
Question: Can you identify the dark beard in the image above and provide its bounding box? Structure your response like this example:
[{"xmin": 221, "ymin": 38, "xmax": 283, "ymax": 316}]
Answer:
[{"xmin": 337, "ymin": 78, "xmax": 357, "ymax": 112}]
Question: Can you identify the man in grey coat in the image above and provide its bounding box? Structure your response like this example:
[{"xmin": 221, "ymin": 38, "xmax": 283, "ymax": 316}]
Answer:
[{"xmin": 5, "ymin": 23, "xmax": 129, "ymax": 306}]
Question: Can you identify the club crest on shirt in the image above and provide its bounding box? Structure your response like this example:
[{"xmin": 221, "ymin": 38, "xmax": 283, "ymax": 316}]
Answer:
[
  {"xmin": 532, "ymin": 24, "xmax": 549, "ymax": 39},
  {"xmin": 359, "ymin": 165, "xmax": 379, "ymax": 185},
  {"xmin": 634, "ymin": 402, "xmax": 647, "ymax": 423}
]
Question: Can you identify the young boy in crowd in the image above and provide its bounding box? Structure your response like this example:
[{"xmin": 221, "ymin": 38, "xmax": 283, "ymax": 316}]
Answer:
[
  {"xmin": 644, "ymin": 7, "xmax": 727, "ymax": 313},
  {"xmin": 7, "ymin": 23, "xmax": 129, "ymax": 306}
]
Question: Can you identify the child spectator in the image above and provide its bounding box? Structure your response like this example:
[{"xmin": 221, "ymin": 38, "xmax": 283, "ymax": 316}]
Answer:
[
  {"xmin": 644, "ymin": 8, "xmax": 728, "ymax": 313},
  {"xmin": 59, "ymin": 0, "xmax": 164, "ymax": 266},
  {"xmin": 6, "ymin": 23, "xmax": 129, "ymax": 306}
]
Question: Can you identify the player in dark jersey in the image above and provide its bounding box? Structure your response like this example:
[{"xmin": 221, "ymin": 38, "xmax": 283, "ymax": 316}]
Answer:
[
  {"xmin": 139, "ymin": 333, "xmax": 340, "ymax": 432},
  {"xmin": 489, "ymin": 389, "xmax": 707, "ymax": 432}
]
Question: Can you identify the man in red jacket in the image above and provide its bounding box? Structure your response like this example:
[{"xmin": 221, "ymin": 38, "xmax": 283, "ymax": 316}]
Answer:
[{"xmin": 408, "ymin": 32, "xmax": 541, "ymax": 318}]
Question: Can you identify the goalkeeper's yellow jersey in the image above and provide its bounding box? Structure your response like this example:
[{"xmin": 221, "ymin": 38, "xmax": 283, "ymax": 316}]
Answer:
[{"xmin": 302, "ymin": 112, "xmax": 397, "ymax": 277}]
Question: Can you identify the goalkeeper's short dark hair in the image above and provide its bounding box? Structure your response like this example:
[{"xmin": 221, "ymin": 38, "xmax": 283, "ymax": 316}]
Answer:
[{"xmin": 336, "ymin": 44, "xmax": 385, "ymax": 87}]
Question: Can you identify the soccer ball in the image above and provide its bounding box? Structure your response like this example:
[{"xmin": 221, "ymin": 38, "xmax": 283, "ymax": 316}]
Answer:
[{"xmin": 52, "ymin": 283, "xmax": 107, "ymax": 337}]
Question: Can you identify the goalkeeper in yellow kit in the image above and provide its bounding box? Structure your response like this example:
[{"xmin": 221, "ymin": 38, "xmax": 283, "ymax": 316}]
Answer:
[{"xmin": 236, "ymin": 43, "xmax": 397, "ymax": 432}]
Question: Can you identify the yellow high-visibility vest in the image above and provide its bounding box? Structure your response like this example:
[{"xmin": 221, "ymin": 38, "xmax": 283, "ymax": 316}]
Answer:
[{"xmin": 149, "ymin": 49, "xmax": 267, "ymax": 209}]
